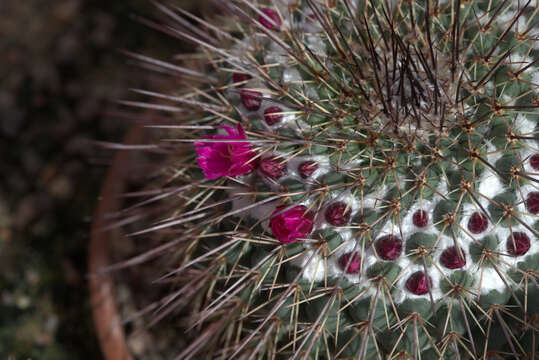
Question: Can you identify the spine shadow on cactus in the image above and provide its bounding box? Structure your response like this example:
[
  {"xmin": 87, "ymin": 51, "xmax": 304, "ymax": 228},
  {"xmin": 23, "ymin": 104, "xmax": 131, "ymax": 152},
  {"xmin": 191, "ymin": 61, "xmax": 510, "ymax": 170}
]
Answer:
[{"xmin": 112, "ymin": 0, "xmax": 538, "ymax": 359}]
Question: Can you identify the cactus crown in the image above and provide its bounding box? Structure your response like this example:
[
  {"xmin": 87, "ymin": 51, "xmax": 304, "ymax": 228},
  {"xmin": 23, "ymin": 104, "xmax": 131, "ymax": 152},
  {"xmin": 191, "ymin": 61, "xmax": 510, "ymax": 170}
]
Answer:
[{"xmin": 121, "ymin": 0, "xmax": 538, "ymax": 359}]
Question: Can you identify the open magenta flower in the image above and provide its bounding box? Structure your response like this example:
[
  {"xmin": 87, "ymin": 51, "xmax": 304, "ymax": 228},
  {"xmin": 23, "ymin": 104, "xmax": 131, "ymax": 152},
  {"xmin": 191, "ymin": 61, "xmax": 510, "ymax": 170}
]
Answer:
[
  {"xmin": 195, "ymin": 124, "xmax": 257, "ymax": 180},
  {"xmin": 269, "ymin": 205, "xmax": 314, "ymax": 244}
]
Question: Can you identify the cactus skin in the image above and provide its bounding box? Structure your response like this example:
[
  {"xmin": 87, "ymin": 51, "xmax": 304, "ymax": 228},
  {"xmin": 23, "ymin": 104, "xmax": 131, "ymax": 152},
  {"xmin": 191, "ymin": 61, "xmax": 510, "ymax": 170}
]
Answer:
[{"xmin": 123, "ymin": 0, "xmax": 539, "ymax": 359}]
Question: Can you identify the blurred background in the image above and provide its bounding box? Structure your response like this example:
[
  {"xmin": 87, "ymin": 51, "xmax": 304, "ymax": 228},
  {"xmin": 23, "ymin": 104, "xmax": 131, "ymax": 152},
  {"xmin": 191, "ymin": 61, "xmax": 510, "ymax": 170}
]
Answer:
[{"xmin": 0, "ymin": 0, "xmax": 203, "ymax": 358}]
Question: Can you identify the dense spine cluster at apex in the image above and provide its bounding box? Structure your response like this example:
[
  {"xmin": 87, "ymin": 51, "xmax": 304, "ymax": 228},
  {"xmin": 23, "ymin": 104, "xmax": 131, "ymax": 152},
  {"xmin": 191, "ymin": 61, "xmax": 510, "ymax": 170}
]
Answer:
[{"xmin": 120, "ymin": 0, "xmax": 538, "ymax": 359}]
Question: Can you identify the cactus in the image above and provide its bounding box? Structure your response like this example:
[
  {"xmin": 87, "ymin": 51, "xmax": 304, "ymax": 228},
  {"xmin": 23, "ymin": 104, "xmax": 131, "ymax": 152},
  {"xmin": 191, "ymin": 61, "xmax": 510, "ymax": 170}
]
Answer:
[{"xmin": 120, "ymin": 0, "xmax": 538, "ymax": 358}]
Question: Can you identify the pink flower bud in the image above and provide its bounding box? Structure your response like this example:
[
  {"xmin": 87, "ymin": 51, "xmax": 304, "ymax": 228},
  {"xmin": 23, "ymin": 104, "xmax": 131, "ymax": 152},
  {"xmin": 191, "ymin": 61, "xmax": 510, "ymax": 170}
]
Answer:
[
  {"xmin": 338, "ymin": 252, "xmax": 362, "ymax": 274},
  {"xmin": 530, "ymin": 154, "xmax": 539, "ymax": 170},
  {"xmin": 258, "ymin": 9, "xmax": 281, "ymax": 31},
  {"xmin": 406, "ymin": 271, "xmax": 431, "ymax": 295},
  {"xmin": 467, "ymin": 212, "xmax": 488, "ymax": 234},
  {"xmin": 325, "ymin": 202, "xmax": 351, "ymax": 226},
  {"xmin": 375, "ymin": 235, "xmax": 402, "ymax": 260},
  {"xmin": 525, "ymin": 191, "xmax": 539, "ymax": 214},
  {"xmin": 263, "ymin": 106, "xmax": 283, "ymax": 125},
  {"xmin": 506, "ymin": 232, "xmax": 530, "ymax": 256},
  {"xmin": 259, "ymin": 156, "xmax": 287, "ymax": 180},
  {"xmin": 269, "ymin": 205, "xmax": 314, "ymax": 244},
  {"xmin": 232, "ymin": 73, "xmax": 251, "ymax": 87},
  {"xmin": 412, "ymin": 210, "xmax": 429, "ymax": 227},
  {"xmin": 241, "ymin": 90, "xmax": 262, "ymax": 111},
  {"xmin": 298, "ymin": 161, "xmax": 318, "ymax": 178},
  {"xmin": 440, "ymin": 246, "xmax": 466, "ymax": 269}
]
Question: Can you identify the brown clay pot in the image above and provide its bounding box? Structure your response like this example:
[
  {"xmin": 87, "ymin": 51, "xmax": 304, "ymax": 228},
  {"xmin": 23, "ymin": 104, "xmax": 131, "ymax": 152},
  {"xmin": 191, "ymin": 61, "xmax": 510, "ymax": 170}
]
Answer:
[{"xmin": 89, "ymin": 126, "xmax": 144, "ymax": 360}]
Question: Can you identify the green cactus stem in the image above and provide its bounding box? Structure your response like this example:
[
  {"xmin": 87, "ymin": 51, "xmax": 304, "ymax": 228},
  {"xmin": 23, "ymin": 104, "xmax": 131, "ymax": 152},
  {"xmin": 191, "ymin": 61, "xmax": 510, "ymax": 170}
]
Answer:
[{"xmin": 116, "ymin": 0, "xmax": 538, "ymax": 358}]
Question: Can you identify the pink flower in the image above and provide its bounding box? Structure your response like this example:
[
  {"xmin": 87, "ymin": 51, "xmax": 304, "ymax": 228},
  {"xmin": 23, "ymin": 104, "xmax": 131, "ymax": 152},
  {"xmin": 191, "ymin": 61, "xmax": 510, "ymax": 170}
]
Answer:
[
  {"xmin": 195, "ymin": 124, "xmax": 257, "ymax": 180},
  {"xmin": 270, "ymin": 205, "xmax": 314, "ymax": 244}
]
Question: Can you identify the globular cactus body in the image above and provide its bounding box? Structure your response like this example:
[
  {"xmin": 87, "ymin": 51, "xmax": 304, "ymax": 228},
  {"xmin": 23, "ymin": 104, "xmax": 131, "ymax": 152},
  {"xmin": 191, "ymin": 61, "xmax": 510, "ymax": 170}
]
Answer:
[{"xmin": 124, "ymin": 0, "xmax": 539, "ymax": 358}]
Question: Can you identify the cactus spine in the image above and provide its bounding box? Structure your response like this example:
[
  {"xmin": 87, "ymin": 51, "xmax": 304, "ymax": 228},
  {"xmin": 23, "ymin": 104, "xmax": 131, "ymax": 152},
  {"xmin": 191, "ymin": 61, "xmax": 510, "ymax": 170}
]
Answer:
[{"xmin": 121, "ymin": 0, "xmax": 538, "ymax": 358}]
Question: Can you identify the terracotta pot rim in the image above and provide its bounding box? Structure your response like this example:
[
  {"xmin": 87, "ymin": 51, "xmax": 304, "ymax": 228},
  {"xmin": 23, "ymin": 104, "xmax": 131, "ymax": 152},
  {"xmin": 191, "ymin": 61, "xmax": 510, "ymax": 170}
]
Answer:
[{"xmin": 89, "ymin": 126, "xmax": 144, "ymax": 360}]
